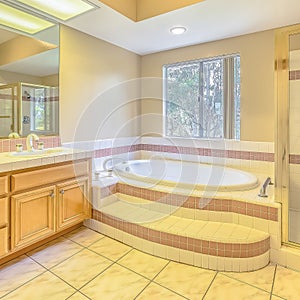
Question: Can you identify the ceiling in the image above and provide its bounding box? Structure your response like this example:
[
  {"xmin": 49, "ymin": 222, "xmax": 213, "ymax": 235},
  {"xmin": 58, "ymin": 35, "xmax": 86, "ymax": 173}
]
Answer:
[
  {"xmin": 64, "ymin": 0, "xmax": 300, "ymax": 55},
  {"xmin": 0, "ymin": 25, "xmax": 59, "ymax": 77},
  {"xmin": 1, "ymin": 0, "xmax": 300, "ymax": 77},
  {"xmin": 0, "ymin": 48, "xmax": 59, "ymax": 76}
]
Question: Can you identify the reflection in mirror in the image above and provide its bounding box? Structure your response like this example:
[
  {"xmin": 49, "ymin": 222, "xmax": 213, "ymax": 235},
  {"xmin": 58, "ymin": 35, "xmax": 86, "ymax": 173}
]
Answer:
[{"xmin": 0, "ymin": 24, "xmax": 59, "ymax": 138}]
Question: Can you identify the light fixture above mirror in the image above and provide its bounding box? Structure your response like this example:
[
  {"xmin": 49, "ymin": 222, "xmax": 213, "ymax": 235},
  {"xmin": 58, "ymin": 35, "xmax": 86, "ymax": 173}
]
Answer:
[
  {"xmin": 0, "ymin": 0, "xmax": 96, "ymax": 35},
  {"xmin": 15, "ymin": 0, "xmax": 95, "ymax": 21},
  {"xmin": 0, "ymin": 2, "xmax": 54, "ymax": 34}
]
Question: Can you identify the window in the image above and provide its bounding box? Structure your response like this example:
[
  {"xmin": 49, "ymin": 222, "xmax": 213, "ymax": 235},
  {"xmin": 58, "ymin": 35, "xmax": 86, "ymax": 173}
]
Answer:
[{"xmin": 163, "ymin": 54, "xmax": 240, "ymax": 139}]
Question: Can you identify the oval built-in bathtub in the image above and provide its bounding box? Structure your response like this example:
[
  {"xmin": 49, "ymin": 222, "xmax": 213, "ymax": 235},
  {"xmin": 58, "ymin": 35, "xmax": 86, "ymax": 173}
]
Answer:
[{"xmin": 114, "ymin": 159, "xmax": 259, "ymax": 192}]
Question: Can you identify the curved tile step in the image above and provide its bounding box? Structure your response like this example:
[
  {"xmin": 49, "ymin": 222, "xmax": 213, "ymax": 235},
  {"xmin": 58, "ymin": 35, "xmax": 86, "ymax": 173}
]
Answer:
[{"xmin": 91, "ymin": 193, "xmax": 270, "ymax": 272}]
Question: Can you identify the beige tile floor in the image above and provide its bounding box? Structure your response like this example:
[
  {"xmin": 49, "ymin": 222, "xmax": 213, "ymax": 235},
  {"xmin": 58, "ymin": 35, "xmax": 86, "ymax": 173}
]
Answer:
[{"xmin": 0, "ymin": 226, "xmax": 298, "ymax": 300}]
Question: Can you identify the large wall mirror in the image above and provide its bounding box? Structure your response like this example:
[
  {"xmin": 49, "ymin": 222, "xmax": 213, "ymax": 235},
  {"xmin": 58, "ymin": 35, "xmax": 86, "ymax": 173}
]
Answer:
[{"xmin": 0, "ymin": 24, "xmax": 59, "ymax": 138}]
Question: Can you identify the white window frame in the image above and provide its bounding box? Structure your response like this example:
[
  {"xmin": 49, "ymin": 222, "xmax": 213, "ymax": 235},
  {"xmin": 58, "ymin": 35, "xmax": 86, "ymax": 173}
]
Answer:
[{"xmin": 163, "ymin": 54, "xmax": 240, "ymax": 140}]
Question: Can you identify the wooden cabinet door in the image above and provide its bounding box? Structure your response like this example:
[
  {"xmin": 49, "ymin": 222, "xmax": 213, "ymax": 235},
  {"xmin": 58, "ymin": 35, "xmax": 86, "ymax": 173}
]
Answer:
[
  {"xmin": 11, "ymin": 186, "xmax": 55, "ymax": 250},
  {"xmin": 0, "ymin": 227, "xmax": 8, "ymax": 257},
  {"xmin": 57, "ymin": 177, "xmax": 90, "ymax": 231}
]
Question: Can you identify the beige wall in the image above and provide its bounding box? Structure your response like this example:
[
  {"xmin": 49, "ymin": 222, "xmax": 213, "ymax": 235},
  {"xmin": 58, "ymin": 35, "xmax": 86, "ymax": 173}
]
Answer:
[
  {"xmin": 59, "ymin": 25, "xmax": 141, "ymax": 143},
  {"xmin": 0, "ymin": 70, "xmax": 42, "ymax": 85},
  {"xmin": 41, "ymin": 74, "xmax": 59, "ymax": 86},
  {"xmin": 140, "ymin": 30, "xmax": 275, "ymax": 142}
]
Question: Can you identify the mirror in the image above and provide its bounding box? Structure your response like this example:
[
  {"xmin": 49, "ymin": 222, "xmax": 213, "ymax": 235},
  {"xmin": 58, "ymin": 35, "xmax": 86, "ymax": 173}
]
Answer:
[{"xmin": 0, "ymin": 24, "xmax": 59, "ymax": 138}]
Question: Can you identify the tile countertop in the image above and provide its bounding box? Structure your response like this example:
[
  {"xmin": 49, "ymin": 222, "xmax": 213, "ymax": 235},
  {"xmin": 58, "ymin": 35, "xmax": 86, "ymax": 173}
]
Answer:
[{"xmin": 0, "ymin": 147, "xmax": 93, "ymax": 173}]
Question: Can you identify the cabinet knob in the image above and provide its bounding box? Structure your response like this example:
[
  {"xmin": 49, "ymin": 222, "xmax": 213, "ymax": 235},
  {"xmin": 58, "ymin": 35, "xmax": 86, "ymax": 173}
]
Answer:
[
  {"xmin": 60, "ymin": 190, "xmax": 65, "ymax": 195},
  {"xmin": 49, "ymin": 192, "xmax": 55, "ymax": 198}
]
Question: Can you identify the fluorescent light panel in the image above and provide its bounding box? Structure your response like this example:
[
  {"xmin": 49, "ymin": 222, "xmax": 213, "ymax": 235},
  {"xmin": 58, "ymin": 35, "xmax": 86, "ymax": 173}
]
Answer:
[
  {"xmin": 16, "ymin": 0, "xmax": 94, "ymax": 21},
  {"xmin": 0, "ymin": 2, "xmax": 54, "ymax": 34}
]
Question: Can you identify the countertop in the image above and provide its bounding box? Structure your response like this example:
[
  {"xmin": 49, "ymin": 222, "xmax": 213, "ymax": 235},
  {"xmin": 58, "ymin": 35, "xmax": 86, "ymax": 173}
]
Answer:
[{"xmin": 0, "ymin": 147, "xmax": 93, "ymax": 173}]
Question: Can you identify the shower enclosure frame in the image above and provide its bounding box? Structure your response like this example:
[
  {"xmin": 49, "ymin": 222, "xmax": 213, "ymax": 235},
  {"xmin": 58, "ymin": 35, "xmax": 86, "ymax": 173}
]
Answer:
[
  {"xmin": 0, "ymin": 82, "xmax": 21, "ymax": 137},
  {"xmin": 275, "ymin": 23, "xmax": 300, "ymax": 248},
  {"xmin": 0, "ymin": 82, "xmax": 57, "ymax": 138}
]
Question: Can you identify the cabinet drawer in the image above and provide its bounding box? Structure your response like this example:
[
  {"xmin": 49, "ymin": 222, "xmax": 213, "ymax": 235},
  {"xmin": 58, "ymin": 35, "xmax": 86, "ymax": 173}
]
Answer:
[
  {"xmin": 0, "ymin": 227, "xmax": 8, "ymax": 257},
  {"xmin": 0, "ymin": 176, "xmax": 8, "ymax": 196},
  {"xmin": 0, "ymin": 197, "xmax": 8, "ymax": 226},
  {"xmin": 11, "ymin": 160, "xmax": 89, "ymax": 193}
]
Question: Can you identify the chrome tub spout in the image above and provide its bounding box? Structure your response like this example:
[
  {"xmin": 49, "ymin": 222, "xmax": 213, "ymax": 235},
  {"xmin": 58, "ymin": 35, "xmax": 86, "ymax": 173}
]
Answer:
[{"xmin": 258, "ymin": 177, "xmax": 272, "ymax": 197}]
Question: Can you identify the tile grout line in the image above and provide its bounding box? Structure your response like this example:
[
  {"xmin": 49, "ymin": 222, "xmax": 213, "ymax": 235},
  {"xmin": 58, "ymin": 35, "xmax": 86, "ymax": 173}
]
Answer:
[
  {"xmin": 65, "ymin": 290, "xmax": 93, "ymax": 300},
  {"xmin": 0, "ymin": 268, "xmax": 49, "ymax": 299},
  {"xmin": 133, "ymin": 260, "xmax": 190, "ymax": 300},
  {"xmin": 132, "ymin": 261, "xmax": 171, "ymax": 300},
  {"xmin": 73, "ymin": 248, "xmax": 137, "ymax": 294},
  {"xmin": 0, "ymin": 229, "xmax": 133, "ymax": 299},
  {"xmin": 220, "ymin": 270, "xmax": 274, "ymax": 295},
  {"xmin": 150, "ymin": 262, "xmax": 190, "ymax": 300},
  {"xmin": 201, "ymin": 271, "xmax": 218, "ymax": 299},
  {"xmin": 269, "ymin": 264, "xmax": 277, "ymax": 300},
  {"xmin": 0, "ymin": 234, "xmax": 95, "ymax": 300},
  {"xmin": 25, "ymin": 253, "xmax": 82, "ymax": 293}
]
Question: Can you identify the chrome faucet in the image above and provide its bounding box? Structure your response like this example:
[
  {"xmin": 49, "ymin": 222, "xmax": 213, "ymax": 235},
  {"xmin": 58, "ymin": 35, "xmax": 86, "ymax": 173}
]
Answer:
[
  {"xmin": 26, "ymin": 133, "xmax": 39, "ymax": 152},
  {"xmin": 258, "ymin": 177, "xmax": 273, "ymax": 197}
]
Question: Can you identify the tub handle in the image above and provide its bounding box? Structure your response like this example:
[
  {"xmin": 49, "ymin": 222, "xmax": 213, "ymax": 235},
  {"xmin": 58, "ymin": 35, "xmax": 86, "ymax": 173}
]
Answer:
[{"xmin": 258, "ymin": 177, "xmax": 273, "ymax": 197}]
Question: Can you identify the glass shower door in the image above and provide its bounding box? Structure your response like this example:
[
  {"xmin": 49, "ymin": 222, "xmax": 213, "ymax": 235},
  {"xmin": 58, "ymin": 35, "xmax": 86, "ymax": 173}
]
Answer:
[
  {"xmin": 288, "ymin": 33, "xmax": 300, "ymax": 244},
  {"xmin": 0, "ymin": 84, "xmax": 18, "ymax": 138}
]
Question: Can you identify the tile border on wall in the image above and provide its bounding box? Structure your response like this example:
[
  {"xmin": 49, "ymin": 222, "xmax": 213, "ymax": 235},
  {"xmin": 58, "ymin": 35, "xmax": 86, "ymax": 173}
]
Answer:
[
  {"xmin": 93, "ymin": 144, "xmax": 274, "ymax": 162},
  {"xmin": 0, "ymin": 136, "xmax": 61, "ymax": 153}
]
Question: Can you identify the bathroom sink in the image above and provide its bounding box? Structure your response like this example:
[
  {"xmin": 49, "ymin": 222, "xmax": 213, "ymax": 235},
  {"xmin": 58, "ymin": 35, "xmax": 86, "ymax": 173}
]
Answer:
[{"xmin": 8, "ymin": 148, "xmax": 68, "ymax": 158}]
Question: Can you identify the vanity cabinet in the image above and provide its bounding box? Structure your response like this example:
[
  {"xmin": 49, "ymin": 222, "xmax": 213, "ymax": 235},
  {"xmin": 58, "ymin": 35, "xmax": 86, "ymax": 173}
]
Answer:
[
  {"xmin": 57, "ymin": 177, "xmax": 89, "ymax": 231},
  {"xmin": 0, "ymin": 158, "xmax": 91, "ymax": 257},
  {"xmin": 11, "ymin": 186, "xmax": 55, "ymax": 250},
  {"xmin": 0, "ymin": 176, "xmax": 9, "ymax": 257}
]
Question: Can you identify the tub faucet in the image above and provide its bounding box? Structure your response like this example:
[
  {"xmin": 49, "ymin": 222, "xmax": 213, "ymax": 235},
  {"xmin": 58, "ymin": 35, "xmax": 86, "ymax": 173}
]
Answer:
[
  {"xmin": 103, "ymin": 157, "xmax": 125, "ymax": 171},
  {"xmin": 26, "ymin": 133, "xmax": 39, "ymax": 151},
  {"xmin": 258, "ymin": 177, "xmax": 273, "ymax": 197}
]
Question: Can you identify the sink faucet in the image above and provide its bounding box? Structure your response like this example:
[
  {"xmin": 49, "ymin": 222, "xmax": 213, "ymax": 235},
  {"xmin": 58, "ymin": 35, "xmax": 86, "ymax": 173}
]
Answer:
[{"xmin": 26, "ymin": 133, "xmax": 39, "ymax": 152}]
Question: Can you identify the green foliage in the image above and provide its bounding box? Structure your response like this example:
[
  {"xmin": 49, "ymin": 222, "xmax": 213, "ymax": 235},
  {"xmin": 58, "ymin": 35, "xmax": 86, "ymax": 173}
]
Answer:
[{"xmin": 165, "ymin": 55, "xmax": 240, "ymax": 139}]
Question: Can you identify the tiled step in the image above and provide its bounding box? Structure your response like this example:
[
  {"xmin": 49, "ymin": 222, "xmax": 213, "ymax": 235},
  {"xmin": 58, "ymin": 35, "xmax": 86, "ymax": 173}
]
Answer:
[{"xmin": 90, "ymin": 193, "xmax": 270, "ymax": 272}]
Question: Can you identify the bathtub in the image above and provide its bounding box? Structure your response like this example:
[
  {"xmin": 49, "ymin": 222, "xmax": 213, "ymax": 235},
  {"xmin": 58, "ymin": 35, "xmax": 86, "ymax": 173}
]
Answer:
[{"xmin": 113, "ymin": 159, "xmax": 259, "ymax": 192}]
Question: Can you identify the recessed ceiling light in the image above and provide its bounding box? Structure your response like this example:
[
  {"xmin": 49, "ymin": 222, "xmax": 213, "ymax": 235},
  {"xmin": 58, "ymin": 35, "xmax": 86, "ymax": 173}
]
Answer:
[
  {"xmin": 16, "ymin": 0, "xmax": 95, "ymax": 21},
  {"xmin": 170, "ymin": 26, "xmax": 187, "ymax": 35},
  {"xmin": 0, "ymin": 2, "xmax": 54, "ymax": 34}
]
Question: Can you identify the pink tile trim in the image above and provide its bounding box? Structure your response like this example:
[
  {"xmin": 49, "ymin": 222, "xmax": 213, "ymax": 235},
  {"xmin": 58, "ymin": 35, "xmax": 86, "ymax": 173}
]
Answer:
[
  {"xmin": 290, "ymin": 154, "xmax": 300, "ymax": 164},
  {"xmin": 93, "ymin": 143, "xmax": 274, "ymax": 162},
  {"xmin": 290, "ymin": 70, "xmax": 300, "ymax": 80},
  {"xmin": 93, "ymin": 209, "xmax": 270, "ymax": 258},
  {"xmin": 0, "ymin": 136, "xmax": 61, "ymax": 153},
  {"xmin": 99, "ymin": 184, "xmax": 117, "ymax": 198},
  {"xmin": 116, "ymin": 183, "xmax": 278, "ymax": 221}
]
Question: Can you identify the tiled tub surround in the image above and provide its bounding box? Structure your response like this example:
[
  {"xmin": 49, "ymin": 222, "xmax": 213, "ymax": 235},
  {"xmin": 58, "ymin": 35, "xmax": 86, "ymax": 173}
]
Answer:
[
  {"xmin": 65, "ymin": 137, "xmax": 277, "ymax": 271},
  {"xmin": 63, "ymin": 136, "xmax": 275, "ymax": 174},
  {"xmin": 88, "ymin": 177, "xmax": 281, "ymax": 271}
]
